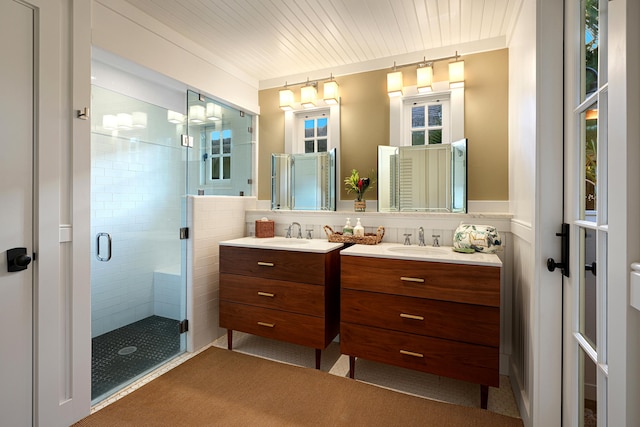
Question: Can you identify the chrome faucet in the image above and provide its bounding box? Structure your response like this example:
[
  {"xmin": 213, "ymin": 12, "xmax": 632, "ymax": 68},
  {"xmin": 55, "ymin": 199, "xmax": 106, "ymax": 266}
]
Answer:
[
  {"xmin": 432, "ymin": 234, "xmax": 440, "ymax": 247},
  {"xmin": 403, "ymin": 233, "xmax": 412, "ymax": 245},
  {"xmin": 418, "ymin": 227, "xmax": 425, "ymax": 246},
  {"xmin": 287, "ymin": 222, "xmax": 302, "ymax": 239}
]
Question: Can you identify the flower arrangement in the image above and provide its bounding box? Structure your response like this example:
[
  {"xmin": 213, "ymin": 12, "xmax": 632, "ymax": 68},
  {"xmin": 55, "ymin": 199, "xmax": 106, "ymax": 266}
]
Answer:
[{"xmin": 344, "ymin": 169, "xmax": 375, "ymax": 202}]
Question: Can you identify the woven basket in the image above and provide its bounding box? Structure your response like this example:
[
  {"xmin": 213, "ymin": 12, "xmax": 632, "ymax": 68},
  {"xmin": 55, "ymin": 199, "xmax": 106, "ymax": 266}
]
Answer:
[{"xmin": 323, "ymin": 225, "xmax": 385, "ymax": 245}]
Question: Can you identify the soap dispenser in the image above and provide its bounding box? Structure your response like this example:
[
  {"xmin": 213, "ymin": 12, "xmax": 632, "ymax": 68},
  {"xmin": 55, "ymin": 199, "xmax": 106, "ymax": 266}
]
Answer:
[
  {"xmin": 343, "ymin": 218, "xmax": 353, "ymax": 236},
  {"xmin": 354, "ymin": 218, "xmax": 364, "ymax": 237}
]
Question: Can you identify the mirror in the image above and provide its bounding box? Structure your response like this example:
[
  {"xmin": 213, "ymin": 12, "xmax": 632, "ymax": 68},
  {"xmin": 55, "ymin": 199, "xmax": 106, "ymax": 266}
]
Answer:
[
  {"xmin": 377, "ymin": 139, "xmax": 467, "ymax": 213},
  {"xmin": 271, "ymin": 148, "xmax": 336, "ymax": 211}
]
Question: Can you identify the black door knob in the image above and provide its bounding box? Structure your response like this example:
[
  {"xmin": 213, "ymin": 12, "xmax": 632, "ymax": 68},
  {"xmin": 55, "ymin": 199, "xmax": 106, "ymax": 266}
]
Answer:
[
  {"xmin": 7, "ymin": 247, "xmax": 32, "ymax": 272},
  {"xmin": 547, "ymin": 257, "xmax": 565, "ymax": 273},
  {"xmin": 15, "ymin": 254, "xmax": 31, "ymax": 267}
]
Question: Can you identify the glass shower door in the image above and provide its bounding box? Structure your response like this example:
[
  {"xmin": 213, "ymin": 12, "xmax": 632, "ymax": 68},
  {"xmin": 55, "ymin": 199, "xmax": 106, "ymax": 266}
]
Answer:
[
  {"xmin": 185, "ymin": 90, "xmax": 254, "ymax": 196},
  {"xmin": 90, "ymin": 86, "xmax": 188, "ymax": 403}
]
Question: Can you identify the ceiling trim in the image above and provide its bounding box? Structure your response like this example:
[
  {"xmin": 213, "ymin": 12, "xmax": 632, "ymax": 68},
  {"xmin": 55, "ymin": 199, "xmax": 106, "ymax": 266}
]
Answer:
[{"xmin": 258, "ymin": 36, "xmax": 508, "ymax": 90}]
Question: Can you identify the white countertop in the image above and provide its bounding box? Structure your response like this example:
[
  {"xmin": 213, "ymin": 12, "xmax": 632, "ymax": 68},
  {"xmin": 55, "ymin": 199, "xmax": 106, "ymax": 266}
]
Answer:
[
  {"xmin": 219, "ymin": 236, "xmax": 344, "ymax": 253},
  {"xmin": 340, "ymin": 243, "xmax": 502, "ymax": 267}
]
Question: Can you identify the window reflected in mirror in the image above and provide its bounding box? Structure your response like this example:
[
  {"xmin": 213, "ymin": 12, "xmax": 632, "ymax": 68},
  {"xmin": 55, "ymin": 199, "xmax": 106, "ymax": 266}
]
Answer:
[{"xmin": 378, "ymin": 139, "xmax": 467, "ymax": 213}]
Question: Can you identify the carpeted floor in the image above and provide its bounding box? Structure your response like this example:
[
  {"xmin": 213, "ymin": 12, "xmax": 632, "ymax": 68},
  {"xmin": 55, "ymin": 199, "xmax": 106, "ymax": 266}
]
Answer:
[{"xmin": 75, "ymin": 346, "xmax": 523, "ymax": 427}]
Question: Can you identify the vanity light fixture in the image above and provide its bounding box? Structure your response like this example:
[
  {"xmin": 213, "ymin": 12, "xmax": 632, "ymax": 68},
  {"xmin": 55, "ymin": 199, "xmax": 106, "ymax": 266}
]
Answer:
[
  {"xmin": 387, "ymin": 62, "xmax": 403, "ymax": 97},
  {"xmin": 167, "ymin": 110, "xmax": 184, "ymax": 124},
  {"xmin": 102, "ymin": 114, "xmax": 117, "ymax": 130},
  {"xmin": 300, "ymin": 81, "xmax": 318, "ymax": 108},
  {"xmin": 206, "ymin": 102, "xmax": 222, "ymax": 121},
  {"xmin": 189, "ymin": 105, "xmax": 206, "ymax": 123},
  {"xmin": 323, "ymin": 77, "xmax": 339, "ymax": 105},
  {"xmin": 387, "ymin": 51, "xmax": 464, "ymax": 96},
  {"xmin": 279, "ymin": 86, "xmax": 295, "ymax": 111},
  {"xmin": 116, "ymin": 113, "xmax": 132, "ymax": 130},
  {"xmin": 278, "ymin": 75, "xmax": 340, "ymax": 110},
  {"xmin": 416, "ymin": 63, "xmax": 433, "ymax": 93},
  {"xmin": 448, "ymin": 55, "xmax": 465, "ymax": 88},
  {"xmin": 132, "ymin": 111, "xmax": 147, "ymax": 128}
]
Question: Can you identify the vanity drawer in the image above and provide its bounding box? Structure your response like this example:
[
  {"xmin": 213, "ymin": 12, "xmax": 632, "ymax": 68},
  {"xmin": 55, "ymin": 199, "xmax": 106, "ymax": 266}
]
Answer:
[
  {"xmin": 220, "ymin": 301, "xmax": 328, "ymax": 349},
  {"xmin": 341, "ymin": 255, "xmax": 500, "ymax": 307},
  {"xmin": 340, "ymin": 289, "xmax": 500, "ymax": 347},
  {"xmin": 220, "ymin": 246, "xmax": 327, "ymax": 285},
  {"xmin": 220, "ymin": 273, "xmax": 325, "ymax": 317},
  {"xmin": 340, "ymin": 322, "xmax": 499, "ymax": 387}
]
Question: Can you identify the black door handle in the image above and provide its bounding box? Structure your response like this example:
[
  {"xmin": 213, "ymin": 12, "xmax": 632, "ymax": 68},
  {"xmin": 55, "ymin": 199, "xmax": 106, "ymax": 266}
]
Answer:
[
  {"xmin": 547, "ymin": 223, "xmax": 570, "ymax": 277},
  {"xmin": 7, "ymin": 247, "xmax": 32, "ymax": 272},
  {"xmin": 547, "ymin": 258, "xmax": 565, "ymax": 272},
  {"xmin": 585, "ymin": 261, "xmax": 596, "ymax": 276}
]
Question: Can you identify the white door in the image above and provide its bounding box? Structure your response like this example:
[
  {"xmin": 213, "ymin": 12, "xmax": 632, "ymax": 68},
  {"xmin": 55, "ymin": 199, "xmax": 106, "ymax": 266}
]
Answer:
[
  {"xmin": 0, "ymin": 0, "xmax": 34, "ymax": 425},
  {"xmin": 563, "ymin": 0, "xmax": 608, "ymax": 425}
]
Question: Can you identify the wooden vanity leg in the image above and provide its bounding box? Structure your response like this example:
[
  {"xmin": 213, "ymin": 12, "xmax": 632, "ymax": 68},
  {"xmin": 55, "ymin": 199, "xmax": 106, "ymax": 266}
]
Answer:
[
  {"xmin": 480, "ymin": 385, "xmax": 489, "ymax": 409},
  {"xmin": 227, "ymin": 329, "xmax": 233, "ymax": 350},
  {"xmin": 315, "ymin": 349, "xmax": 321, "ymax": 370},
  {"xmin": 348, "ymin": 356, "xmax": 356, "ymax": 379}
]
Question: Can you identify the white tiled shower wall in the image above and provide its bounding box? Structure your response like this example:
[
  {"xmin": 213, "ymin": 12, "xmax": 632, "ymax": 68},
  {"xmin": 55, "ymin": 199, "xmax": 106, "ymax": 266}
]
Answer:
[
  {"xmin": 186, "ymin": 196, "xmax": 256, "ymax": 351},
  {"xmin": 91, "ymin": 133, "xmax": 183, "ymax": 337}
]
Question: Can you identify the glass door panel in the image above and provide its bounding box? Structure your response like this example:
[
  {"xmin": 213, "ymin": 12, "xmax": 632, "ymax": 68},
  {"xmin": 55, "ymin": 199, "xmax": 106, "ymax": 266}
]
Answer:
[
  {"xmin": 579, "ymin": 227, "xmax": 597, "ymax": 348},
  {"xmin": 90, "ymin": 85, "xmax": 187, "ymax": 403},
  {"xmin": 580, "ymin": 347, "xmax": 598, "ymax": 426},
  {"xmin": 581, "ymin": 105, "xmax": 598, "ymax": 219},
  {"xmin": 186, "ymin": 90, "xmax": 254, "ymax": 196},
  {"xmin": 566, "ymin": 0, "xmax": 608, "ymax": 425}
]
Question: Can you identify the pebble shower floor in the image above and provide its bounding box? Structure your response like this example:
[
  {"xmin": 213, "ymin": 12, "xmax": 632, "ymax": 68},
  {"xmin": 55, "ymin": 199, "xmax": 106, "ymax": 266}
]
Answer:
[{"xmin": 91, "ymin": 315, "xmax": 181, "ymax": 402}]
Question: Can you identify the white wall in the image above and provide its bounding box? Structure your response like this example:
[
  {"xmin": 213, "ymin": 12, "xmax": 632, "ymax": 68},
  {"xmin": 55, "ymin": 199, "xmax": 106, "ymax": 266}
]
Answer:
[
  {"xmin": 508, "ymin": 0, "xmax": 564, "ymax": 426},
  {"xmin": 607, "ymin": 1, "xmax": 640, "ymax": 425},
  {"xmin": 507, "ymin": 0, "xmax": 536, "ymax": 424},
  {"xmin": 14, "ymin": 1, "xmax": 93, "ymax": 425},
  {"xmin": 92, "ymin": 0, "xmax": 259, "ymax": 114}
]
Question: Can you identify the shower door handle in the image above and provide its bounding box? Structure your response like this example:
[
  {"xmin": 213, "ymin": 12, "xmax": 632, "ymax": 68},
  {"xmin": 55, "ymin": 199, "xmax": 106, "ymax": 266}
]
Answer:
[{"xmin": 96, "ymin": 232, "xmax": 112, "ymax": 262}]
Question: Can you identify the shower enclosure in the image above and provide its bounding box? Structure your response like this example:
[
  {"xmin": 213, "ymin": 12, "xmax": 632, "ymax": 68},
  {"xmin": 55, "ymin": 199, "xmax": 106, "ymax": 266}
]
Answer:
[
  {"xmin": 90, "ymin": 82, "xmax": 255, "ymax": 404},
  {"xmin": 90, "ymin": 86, "xmax": 188, "ymax": 403}
]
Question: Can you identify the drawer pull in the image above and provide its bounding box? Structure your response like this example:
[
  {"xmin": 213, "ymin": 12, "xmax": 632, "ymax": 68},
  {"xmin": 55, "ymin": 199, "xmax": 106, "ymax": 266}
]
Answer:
[
  {"xmin": 257, "ymin": 291, "xmax": 275, "ymax": 298},
  {"xmin": 400, "ymin": 350, "xmax": 424, "ymax": 358},
  {"xmin": 400, "ymin": 276, "xmax": 425, "ymax": 283},
  {"xmin": 400, "ymin": 313, "xmax": 424, "ymax": 321},
  {"xmin": 257, "ymin": 262, "xmax": 274, "ymax": 267},
  {"xmin": 257, "ymin": 322, "xmax": 275, "ymax": 328}
]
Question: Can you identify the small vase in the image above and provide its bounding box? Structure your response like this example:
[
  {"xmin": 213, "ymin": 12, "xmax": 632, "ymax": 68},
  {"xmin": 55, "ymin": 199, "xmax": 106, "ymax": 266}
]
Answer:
[{"xmin": 354, "ymin": 200, "xmax": 366, "ymax": 212}]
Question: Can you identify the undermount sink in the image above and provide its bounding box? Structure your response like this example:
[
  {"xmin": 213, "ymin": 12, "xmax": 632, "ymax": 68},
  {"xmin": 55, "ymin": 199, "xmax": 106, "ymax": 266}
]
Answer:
[
  {"xmin": 260, "ymin": 238, "xmax": 310, "ymax": 245},
  {"xmin": 386, "ymin": 245, "xmax": 451, "ymax": 256},
  {"xmin": 219, "ymin": 236, "xmax": 342, "ymax": 254}
]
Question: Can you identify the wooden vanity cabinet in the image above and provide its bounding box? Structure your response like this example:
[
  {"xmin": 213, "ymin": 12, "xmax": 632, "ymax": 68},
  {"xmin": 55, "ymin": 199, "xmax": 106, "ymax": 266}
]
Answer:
[
  {"xmin": 219, "ymin": 245, "xmax": 341, "ymax": 369},
  {"xmin": 340, "ymin": 255, "xmax": 501, "ymax": 409}
]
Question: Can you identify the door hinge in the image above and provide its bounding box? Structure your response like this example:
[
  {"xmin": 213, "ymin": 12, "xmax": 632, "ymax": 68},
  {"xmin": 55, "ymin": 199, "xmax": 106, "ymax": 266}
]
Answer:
[
  {"xmin": 77, "ymin": 107, "xmax": 90, "ymax": 120},
  {"xmin": 180, "ymin": 227, "xmax": 189, "ymax": 240},
  {"xmin": 179, "ymin": 319, "xmax": 189, "ymax": 334},
  {"xmin": 181, "ymin": 134, "xmax": 193, "ymax": 147},
  {"xmin": 248, "ymin": 126, "xmax": 253, "ymax": 133}
]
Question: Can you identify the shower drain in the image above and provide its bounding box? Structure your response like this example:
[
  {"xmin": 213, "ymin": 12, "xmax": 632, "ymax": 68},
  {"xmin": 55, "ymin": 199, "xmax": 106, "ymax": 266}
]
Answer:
[{"xmin": 118, "ymin": 346, "xmax": 138, "ymax": 356}]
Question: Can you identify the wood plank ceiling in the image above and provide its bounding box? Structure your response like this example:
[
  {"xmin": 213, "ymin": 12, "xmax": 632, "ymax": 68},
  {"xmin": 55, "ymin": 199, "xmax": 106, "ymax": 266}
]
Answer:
[{"xmin": 124, "ymin": 0, "xmax": 523, "ymax": 88}]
